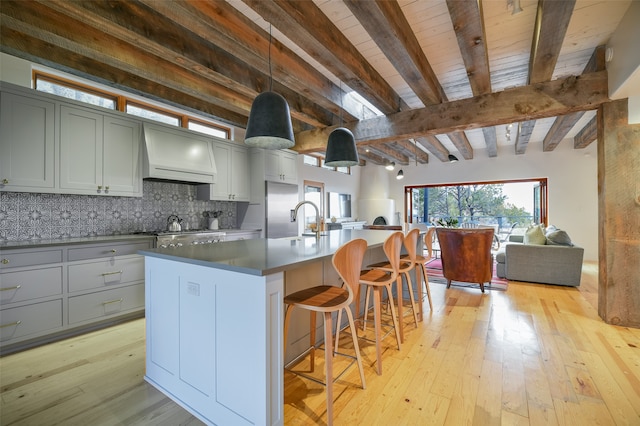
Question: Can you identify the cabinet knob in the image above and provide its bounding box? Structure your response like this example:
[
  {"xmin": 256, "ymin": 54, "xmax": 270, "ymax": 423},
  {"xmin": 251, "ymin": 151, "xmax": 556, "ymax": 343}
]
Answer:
[
  {"xmin": 110, "ymin": 249, "xmax": 117, "ymax": 254},
  {"xmin": 1, "ymin": 259, "xmax": 9, "ymax": 264},
  {"xmin": 1, "ymin": 178, "xmax": 8, "ymax": 184}
]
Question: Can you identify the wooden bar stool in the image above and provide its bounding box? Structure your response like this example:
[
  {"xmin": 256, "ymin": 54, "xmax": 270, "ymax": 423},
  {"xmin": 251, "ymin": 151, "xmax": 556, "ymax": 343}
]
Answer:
[
  {"xmin": 358, "ymin": 231, "xmax": 403, "ymax": 375},
  {"xmin": 406, "ymin": 228, "xmax": 434, "ymax": 321},
  {"xmin": 366, "ymin": 229, "xmax": 420, "ymax": 342},
  {"xmin": 283, "ymin": 239, "xmax": 367, "ymax": 424}
]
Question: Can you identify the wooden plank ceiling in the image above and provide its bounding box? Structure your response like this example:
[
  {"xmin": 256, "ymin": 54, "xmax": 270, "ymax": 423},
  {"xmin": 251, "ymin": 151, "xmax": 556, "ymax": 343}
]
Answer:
[{"xmin": 0, "ymin": 0, "xmax": 631, "ymax": 166}]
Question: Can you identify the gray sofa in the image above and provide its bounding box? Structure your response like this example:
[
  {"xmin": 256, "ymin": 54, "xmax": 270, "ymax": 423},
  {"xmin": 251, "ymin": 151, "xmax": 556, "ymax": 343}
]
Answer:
[{"xmin": 495, "ymin": 235, "xmax": 584, "ymax": 286}]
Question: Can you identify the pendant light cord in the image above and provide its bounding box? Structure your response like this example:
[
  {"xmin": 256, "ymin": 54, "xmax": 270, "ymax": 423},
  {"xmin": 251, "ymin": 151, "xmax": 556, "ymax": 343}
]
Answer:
[{"xmin": 269, "ymin": 24, "xmax": 273, "ymax": 91}]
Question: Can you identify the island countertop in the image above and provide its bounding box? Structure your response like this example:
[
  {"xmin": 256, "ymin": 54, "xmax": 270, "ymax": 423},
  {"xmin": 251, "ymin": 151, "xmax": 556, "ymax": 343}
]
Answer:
[{"xmin": 138, "ymin": 229, "xmax": 396, "ymax": 276}]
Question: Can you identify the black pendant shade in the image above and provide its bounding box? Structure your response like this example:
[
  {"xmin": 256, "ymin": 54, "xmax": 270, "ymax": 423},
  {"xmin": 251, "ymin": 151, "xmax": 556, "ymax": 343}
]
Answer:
[
  {"xmin": 324, "ymin": 127, "xmax": 359, "ymax": 167},
  {"xmin": 244, "ymin": 92, "xmax": 295, "ymax": 149},
  {"xmin": 448, "ymin": 154, "xmax": 459, "ymax": 163}
]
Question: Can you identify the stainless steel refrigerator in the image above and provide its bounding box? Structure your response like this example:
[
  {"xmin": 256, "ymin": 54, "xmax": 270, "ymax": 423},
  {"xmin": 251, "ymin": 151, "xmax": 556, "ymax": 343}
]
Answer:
[{"xmin": 265, "ymin": 181, "xmax": 299, "ymax": 238}]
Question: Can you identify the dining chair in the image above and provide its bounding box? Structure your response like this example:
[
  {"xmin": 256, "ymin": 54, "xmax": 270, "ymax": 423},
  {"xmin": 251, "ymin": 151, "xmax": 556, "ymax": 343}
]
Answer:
[
  {"xmin": 283, "ymin": 238, "xmax": 367, "ymax": 424},
  {"xmin": 358, "ymin": 231, "xmax": 403, "ymax": 375}
]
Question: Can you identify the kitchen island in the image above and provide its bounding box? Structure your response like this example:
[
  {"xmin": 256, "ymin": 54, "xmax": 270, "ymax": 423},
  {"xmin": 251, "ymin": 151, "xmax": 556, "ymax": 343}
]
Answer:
[{"xmin": 138, "ymin": 229, "xmax": 395, "ymax": 426}]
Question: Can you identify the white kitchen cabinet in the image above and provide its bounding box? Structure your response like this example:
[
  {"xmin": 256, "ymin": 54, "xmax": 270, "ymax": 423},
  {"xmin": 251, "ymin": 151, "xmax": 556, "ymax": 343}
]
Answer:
[
  {"xmin": 196, "ymin": 140, "xmax": 249, "ymax": 201},
  {"xmin": 265, "ymin": 149, "xmax": 298, "ymax": 184},
  {"xmin": 0, "ymin": 90, "xmax": 56, "ymax": 192},
  {"xmin": 60, "ymin": 105, "xmax": 142, "ymax": 197}
]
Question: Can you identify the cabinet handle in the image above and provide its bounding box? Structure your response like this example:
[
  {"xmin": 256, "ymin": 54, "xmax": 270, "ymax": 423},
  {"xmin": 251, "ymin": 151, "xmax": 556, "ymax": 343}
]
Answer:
[
  {"xmin": 1, "ymin": 259, "xmax": 9, "ymax": 264},
  {"xmin": 102, "ymin": 298, "xmax": 123, "ymax": 305},
  {"xmin": 0, "ymin": 285, "xmax": 21, "ymax": 291},
  {"xmin": 0, "ymin": 320, "xmax": 21, "ymax": 329},
  {"xmin": 101, "ymin": 270, "xmax": 123, "ymax": 276},
  {"xmin": 1, "ymin": 178, "xmax": 8, "ymax": 184}
]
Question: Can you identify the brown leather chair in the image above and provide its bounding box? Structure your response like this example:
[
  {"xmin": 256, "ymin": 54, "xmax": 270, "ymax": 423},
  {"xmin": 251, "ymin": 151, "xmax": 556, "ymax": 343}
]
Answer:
[{"xmin": 435, "ymin": 227, "xmax": 494, "ymax": 292}]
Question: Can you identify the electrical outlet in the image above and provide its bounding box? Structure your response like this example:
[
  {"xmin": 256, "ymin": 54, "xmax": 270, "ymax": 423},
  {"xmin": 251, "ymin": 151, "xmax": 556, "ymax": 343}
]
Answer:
[{"xmin": 187, "ymin": 282, "xmax": 200, "ymax": 296}]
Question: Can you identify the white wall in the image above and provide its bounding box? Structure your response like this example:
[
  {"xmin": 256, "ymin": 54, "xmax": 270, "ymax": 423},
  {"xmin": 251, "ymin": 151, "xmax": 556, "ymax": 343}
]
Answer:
[
  {"xmin": 298, "ymin": 158, "xmax": 361, "ymax": 220},
  {"xmin": 382, "ymin": 141, "xmax": 599, "ymax": 261}
]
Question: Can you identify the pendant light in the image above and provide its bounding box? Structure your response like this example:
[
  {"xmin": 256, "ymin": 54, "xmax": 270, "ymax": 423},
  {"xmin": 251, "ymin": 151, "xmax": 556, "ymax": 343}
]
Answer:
[
  {"xmin": 448, "ymin": 154, "xmax": 459, "ymax": 163},
  {"xmin": 245, "ymin": 25, "xmax": 295, "ymax": 149},
  {"xmin": 396, "ymin": 169, "xmax": 404, "ymax": 180},
  {"xmin": 324, "ymin": 82, "xmax": 359, "ymax": 167}
]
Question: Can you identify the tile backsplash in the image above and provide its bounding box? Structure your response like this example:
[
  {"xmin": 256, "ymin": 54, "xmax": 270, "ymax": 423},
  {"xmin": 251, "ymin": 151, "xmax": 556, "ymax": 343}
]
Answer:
[{"xmin": 0, "ymin": 181, "xmax": 239, "ymax": 242}]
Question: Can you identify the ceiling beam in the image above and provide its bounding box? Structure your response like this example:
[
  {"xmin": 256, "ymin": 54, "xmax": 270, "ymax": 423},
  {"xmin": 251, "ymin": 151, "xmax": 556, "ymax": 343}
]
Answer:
[
  {"xmin": 529, "ymin": 0, "xmax": 577, "ymax": 84},
  {"xmin": 242, "ymin": 0, "xmax": 404, "ymax": 115},
  {"xmin": 515, "ymin": 121, "xmax": 535, "ymax": 155},
  {"xmin": 345, "ymin": 0, "xmax": 444, "ymax": 105},
  {"xmin": 391, "ymin": 140, "xmax": 430, "ymax": 164},
  {"xmin": 446, "ymin": 0, "xmax": 491, "ymax": 96},
  {"xmin": 357, "ymin": 147, "xmax": 386, "ymax": 165},
  {"xmin": 574, "ymin": 116, "xmax": 597, "ymax": 148},
  {"xmin": 294, "ymin": 71, "xmax": 609, "ymax": 152},
  {"xmin": 10, "ymin": 0, "xmax": 333, "ymax": 130},
  {"xmin": 542, "ymin": 46, "xmax": 606, "ymax": 151},
  {"xmin": 140, "ymin": 0, "xmax": 366, "ymax": 123},
  {"xmin": 415, "ymin": 136, "xmax": 450, "ymax": 163}
]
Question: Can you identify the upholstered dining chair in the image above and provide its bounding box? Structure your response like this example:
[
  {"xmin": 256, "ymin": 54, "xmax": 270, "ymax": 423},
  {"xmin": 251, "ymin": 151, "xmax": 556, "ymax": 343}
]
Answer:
[
  {"xmin": 435, "ymin": 227, "xmax": 495, "ymax": 293},
  {"xmin": 358, "ymin": 231, "xmax": 404, "ymax": 375},
  {"xmin": 283, "ymin": 238, "xmax": 368, "ymax": 424}
]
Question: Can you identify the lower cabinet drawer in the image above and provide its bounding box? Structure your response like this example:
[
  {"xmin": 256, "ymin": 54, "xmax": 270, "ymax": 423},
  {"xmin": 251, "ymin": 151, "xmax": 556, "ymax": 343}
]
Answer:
[
  {"xmin": 68, "ymin": 256, "xmax": 144, "ymax": 293},
  {"xmin": 1, "ymin": 266, "xmax": 63, "ymax": 305},
  {"xmin": 68, "ymin": 283, "xmax": 144, "ymax": 324},
  {"xmin": 0, "ymin": 249, "xmax": 63, "ymax": 270},
  {"xmin": 0, "ymin": 299, "xmax": 63, "ymax": 342},
  {"xmin": 68, "ymin": 242, "xmax": 152, "ymax": 261}
]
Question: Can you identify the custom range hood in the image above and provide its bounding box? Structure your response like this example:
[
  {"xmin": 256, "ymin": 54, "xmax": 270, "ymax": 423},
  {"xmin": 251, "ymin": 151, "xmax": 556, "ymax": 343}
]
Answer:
[{"xmin": 142, "ymin": 123, "xmax": 217, "ymax": 184}]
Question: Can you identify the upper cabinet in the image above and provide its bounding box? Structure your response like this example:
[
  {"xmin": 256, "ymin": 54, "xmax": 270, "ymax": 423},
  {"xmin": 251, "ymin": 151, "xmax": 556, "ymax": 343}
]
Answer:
[
  {"xmin": 264, "ymin": 150, "xmax": 298, "ymax": 184},
  {"xmin": 0, "ymin": 83, "xmax": 142, "ymax": 197},
  {"xmin": 60, "ymin": 105, "xmax": 141, "ymax": 196},
  {"xmin": 0, "ymin": 91, "xmax": 56, "ymax": 191},
  {"xmin": 196, "ymin": 140, "xmax": 249, "ymax": 202}
]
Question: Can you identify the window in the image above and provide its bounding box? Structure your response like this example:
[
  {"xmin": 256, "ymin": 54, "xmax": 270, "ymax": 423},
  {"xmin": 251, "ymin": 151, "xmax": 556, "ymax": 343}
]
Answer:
[
  {"xmin": 33, "ymin": 71, "xmax": 232, "ymax": 138},
  {"xmin": 404, "ymin": 178, "xmax": 548, "ymax": 233},
  {"xmin": 188, "ymin": 119, "xmax": 229, "ymax": 139},
  {"xmin": 125, "ymin": 101, "xmax": 180, "ymax": 126},
  {"xmin": 303, "ymin": 155, "xmax": 320, "ymax": 166},
  {"xmin": 34, "ymin": 72, "xmax": 116, "ymax": 110}
]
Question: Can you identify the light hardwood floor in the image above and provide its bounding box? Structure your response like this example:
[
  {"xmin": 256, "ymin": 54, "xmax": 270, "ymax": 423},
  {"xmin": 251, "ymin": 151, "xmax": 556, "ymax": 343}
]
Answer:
[{"xmin": 2, "ymin": 261, "xmax": 639, "ymax": 425}]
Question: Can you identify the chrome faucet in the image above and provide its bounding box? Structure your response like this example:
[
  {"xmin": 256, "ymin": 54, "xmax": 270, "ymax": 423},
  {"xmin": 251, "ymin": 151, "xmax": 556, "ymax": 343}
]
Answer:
[{"xmin": 292, "ymin": 200, "xmax": 321, "ymax": 239}]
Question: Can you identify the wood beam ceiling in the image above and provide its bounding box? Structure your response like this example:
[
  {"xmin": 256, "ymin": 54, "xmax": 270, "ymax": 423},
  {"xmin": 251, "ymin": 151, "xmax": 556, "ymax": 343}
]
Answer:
[{"xmin": 0, "ymin": 0, "xmax": 614, "ymax": 167}]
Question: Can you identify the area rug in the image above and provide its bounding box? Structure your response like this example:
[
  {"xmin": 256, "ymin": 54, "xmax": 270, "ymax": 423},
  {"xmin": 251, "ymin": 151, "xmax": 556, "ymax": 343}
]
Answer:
[{"xmin": 425, "ymin": 258, "xmax": 508, "ymax": 291}]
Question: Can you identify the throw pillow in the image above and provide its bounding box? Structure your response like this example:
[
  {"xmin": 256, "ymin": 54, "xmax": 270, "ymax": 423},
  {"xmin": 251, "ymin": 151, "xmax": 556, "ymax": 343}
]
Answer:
[
  {"xmin": 523, "ymin": 224, "xmax": 547, "ymax": 245},
  {"xmin": 546, "ymin": 228, "xmax": 574, "ymax": 246}
]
